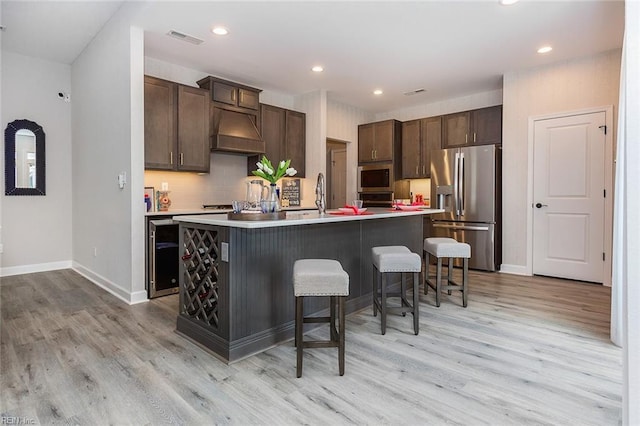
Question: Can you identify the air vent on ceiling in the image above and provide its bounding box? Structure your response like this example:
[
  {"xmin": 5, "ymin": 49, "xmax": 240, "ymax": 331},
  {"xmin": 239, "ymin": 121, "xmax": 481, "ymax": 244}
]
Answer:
[
  {"xmin": 167, "ymin": 30, "xmax": 204, "ymax": 45},
  {"xmin": 404, "ymin": 88, "xmax": 426, "ymax": 96}
]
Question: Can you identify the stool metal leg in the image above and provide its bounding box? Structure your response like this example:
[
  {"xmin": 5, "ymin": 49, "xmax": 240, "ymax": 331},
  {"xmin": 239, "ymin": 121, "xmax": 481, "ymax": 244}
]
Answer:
[
  {"xmin": 400, "ymin": 272, "xmax": 407, "ymax": 317},
  {"xmin": 372, "ymin": 265, "xmax": 378, "ymax": 317},
  {"xmin": 296, "ymin": 296, "xmax": 303, "ymax": 378},
  {"xmin": 412, "ymin": 272, "xmax": 419, "ymax": 335},
  {"xmin": 435, "ymin": 258, "xmax": 442, "ymax": 307},
  {"xmin": 447, "ymin": 258, "xmax": 453, "ymax": 295},
  {"xmin": 424, "ymin": 252, "xmax": 430, "ymax": 295},
  {"xmin": 339, "ymin": 296, "xmax": 345, "ymax": 376},
  {"xmin": 330, "ymin": 296, "xmax": 338, "ymax": 341},
  {"xmin": 381, "ymin": 271, "xmax": 387, "ymax": 335},
  {"xmin": 462, "ymin": 258, "xmax": 469, "ymax": 308}
]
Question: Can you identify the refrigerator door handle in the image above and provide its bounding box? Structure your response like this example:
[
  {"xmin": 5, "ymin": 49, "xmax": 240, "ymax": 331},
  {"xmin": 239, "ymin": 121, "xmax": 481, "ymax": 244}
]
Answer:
[
  {"xmin": 459, "ymin": 152, "xmax": 465, "ymax": 216},
  {"xmin": 433, "ymin": 223, "xmax": 490, "ymax": 231},
  {"xmin": 453, "ymin": 152, "xmax": 460, "ymax": 216}
]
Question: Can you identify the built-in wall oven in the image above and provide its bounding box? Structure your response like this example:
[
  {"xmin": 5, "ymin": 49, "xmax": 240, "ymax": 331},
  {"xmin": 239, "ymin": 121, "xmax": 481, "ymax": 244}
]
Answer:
[{"xmin": 147, "ymin": 219, "xmax": 180, "ymax": 298}]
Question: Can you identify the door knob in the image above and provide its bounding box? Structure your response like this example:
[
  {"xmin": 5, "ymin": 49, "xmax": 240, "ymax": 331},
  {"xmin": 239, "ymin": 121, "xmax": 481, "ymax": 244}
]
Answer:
[{"xmin": 535, "ymin": 202, "xmax": 548, "ymax": 208}]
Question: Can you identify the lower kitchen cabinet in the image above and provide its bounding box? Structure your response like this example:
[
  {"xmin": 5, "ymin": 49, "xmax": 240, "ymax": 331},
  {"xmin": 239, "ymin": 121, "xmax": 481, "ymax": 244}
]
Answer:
[{"xmin": 144, "ymin": 75, "xmax": 210, "ymax": 172}]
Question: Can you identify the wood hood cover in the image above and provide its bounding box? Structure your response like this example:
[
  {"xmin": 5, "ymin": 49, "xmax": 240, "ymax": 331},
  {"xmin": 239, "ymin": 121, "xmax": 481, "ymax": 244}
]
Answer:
[{"xmin": 211, "ymin": 108, "xmax": 265, "ymax": 155}]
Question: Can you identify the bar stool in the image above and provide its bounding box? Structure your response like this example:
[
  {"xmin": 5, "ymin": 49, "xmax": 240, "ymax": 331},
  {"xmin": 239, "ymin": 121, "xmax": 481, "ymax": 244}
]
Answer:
[
  {"xmin": 371, "ymin": 246, "xmax": 421, "ymax": 335},
  {"xmin": 293, "ymin": 259, "xmax": 349, "ymax": 378},
  {"xmin": 423, "ymin": 237, "xmax": 471, "ymax": 307}
]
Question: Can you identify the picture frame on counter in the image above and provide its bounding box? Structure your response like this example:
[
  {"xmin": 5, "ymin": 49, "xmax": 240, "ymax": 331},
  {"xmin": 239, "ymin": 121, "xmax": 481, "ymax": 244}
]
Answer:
[
  {"xmin": 281, "ymin": 178, "xmax": 300, "ymax": 207},
  {"xmin": 144, "ymin": 186, "xmax": 156, "ymax": 212}
]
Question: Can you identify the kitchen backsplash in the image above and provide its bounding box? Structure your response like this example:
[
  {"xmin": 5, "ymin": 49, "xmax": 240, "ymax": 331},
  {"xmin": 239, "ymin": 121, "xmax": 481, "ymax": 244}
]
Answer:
[
  {"xmin": 410, "ymin": 178, "xmax": 431, "ymax": 205},
  {"xmin": 145, "ymin": 152, "xmax": 249, "ymax": 210}
]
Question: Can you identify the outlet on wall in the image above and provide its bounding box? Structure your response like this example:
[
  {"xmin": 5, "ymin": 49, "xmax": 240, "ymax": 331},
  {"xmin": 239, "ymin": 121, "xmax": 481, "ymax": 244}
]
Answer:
[
  {"xmin": 0, "ymin": 243, "xmax": 3, "ymax": 254},
  {"xmin": 93, "ymin": 247, "xmax": 98, "ymax": 257}
]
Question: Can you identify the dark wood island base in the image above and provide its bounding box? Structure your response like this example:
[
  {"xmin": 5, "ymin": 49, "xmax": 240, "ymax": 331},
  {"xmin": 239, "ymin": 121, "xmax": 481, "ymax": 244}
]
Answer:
[{"xmin": 174, "ymin": 209, "xmax": 439, "ymax": 363}]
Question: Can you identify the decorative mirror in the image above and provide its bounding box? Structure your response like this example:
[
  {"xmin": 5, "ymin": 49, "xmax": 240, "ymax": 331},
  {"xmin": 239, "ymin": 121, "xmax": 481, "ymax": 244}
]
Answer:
[{"xmin": 5, "ymin": 119, "xmax": 46, "ymax": 196}]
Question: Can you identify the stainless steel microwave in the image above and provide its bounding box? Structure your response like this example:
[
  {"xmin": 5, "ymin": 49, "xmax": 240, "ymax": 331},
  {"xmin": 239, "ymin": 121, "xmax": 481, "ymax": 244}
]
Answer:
[{"xmin": 358, "ymin": 164, "xmax": 394, "ymax": 192}]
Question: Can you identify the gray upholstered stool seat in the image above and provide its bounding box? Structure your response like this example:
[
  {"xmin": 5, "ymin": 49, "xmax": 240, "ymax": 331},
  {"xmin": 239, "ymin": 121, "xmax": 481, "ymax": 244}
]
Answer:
[
  {"xmin": 293, "ymin": 259, "xmax": 349, "ymax": 378},
  {"xmin": 371, "ymin": 246, "xmax": 421, "ymax": 335},
  {"xmin": 423, "ymin": 237, "xmax": 471, "ymax": 307}
]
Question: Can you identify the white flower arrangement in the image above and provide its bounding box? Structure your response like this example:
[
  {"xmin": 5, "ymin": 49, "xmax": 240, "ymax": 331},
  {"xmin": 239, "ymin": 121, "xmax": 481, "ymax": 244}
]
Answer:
[{"xmin": 252, "ymin": 156, "xmax": 297, "ymax": 184}]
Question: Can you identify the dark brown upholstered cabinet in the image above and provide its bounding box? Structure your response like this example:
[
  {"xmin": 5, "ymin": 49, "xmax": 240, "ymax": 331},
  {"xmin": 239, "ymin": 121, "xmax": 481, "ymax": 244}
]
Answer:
[
  {"xmin": 442, "ymin": 105, "xmax": 502, "ymax": 148},
  {"xmin": 248, "ymin": 104, "xmax": 306, "ymax": 177},
  {"xmin": 144, "ymin": 76, "xmax": 210, "ymax": 172},
  {"xmin": 401, "ymin": 116, "xmax": 442, "ymax": 179},
  {"xmin": 358, "ymin": 119, "xmax": 402, "ymax": 164}
]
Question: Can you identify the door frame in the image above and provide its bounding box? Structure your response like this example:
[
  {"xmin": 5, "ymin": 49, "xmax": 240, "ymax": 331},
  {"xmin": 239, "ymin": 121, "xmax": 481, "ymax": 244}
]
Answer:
[{"xmin": 526, "ymin": 105, "xmax": 614, "ymax": 286}]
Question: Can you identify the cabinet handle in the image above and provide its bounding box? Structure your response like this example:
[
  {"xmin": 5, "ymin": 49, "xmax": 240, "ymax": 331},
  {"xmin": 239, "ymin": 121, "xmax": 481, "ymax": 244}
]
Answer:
[
  {"xmin": 374, "ymin": 150, "xmax": 377, "ymax": 159},
  {"xmin": 423, "ymin": 165, "xmax": 426, "ymax": 175},
  {"xmin": 416, "ymin": 165, "xmax": 419, "ymax": 175},
  {"xmin": 170, "ymin": 151, "xmax": 173, "ymax": 165},
  {"xmin": 465, "ymin": 134, "xmax": 468, "ymax": 144},
  {"xmin": 180, "ymin": 153, "xmax": 184, "ymax": 165},
  {"xmin": 474, "ymin": 132, "xmax": 477, "ymax": 143},
  {"xmin": 232, "ymin": 90, "xmax": 236, "ymax": 102},
  {"xmin": 371, "ymin": 149, "xmax": 374, "ymax": 160}
]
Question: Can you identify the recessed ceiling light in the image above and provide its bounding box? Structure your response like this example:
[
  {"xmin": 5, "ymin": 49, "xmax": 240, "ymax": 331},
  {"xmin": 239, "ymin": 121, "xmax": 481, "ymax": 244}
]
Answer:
[
  {"xmin": 537, "ymin": 46, "xmax": 553, "ymax": 54},
  {"xmin": 311, "ymin": 66, "xmax": 324, "ymax": 73},
  {"xmin": 212, "ymin": 27, "xmax": 228, "ymax": 36},
  {"xmin": 500, "ymin": 0, "xmax": 519, "ymax": 5},
  {"xmin": 373, "ymin": 89, "xmax": 383, "ymax": 95}
]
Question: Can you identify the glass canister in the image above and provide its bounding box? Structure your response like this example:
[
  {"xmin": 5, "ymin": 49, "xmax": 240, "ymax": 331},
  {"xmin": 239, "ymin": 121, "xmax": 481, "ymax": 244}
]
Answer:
[{"xmin": 246, "ymin": 179, "xmax": 264, "ymax": 210}]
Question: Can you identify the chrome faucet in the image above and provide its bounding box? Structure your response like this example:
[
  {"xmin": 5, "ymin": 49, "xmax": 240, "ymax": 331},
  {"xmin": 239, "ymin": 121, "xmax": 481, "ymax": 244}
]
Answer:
[{"xmin": 315, "ymin": 172, "xmax": 326, "ymax": 214}]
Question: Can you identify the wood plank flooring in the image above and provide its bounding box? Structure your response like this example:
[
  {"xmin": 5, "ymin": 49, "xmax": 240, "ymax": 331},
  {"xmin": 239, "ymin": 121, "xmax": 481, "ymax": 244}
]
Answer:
[{"xmin": 1, "ymin": 269, "xmax": 621, "ymax": 425}]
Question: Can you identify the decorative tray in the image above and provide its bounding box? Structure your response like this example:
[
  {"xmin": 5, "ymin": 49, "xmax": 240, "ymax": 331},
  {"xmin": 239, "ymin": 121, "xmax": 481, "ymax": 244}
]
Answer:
[{"xmin": 227, "ymin": 212, "xmax": 287, "ymax": 221}]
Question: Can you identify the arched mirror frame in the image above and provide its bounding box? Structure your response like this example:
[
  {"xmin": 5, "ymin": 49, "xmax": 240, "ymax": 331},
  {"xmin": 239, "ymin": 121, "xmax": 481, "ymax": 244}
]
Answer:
[{"xmin": 5, "ymin": 119, "xmax": 46, "ymax": 196}]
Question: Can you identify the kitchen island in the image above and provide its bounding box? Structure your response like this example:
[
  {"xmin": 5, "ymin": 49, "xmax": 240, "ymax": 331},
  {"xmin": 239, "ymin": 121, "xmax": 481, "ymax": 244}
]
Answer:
[{"xmin": 173, "ymin": 207, "xmax": 442, "ymax": 362}]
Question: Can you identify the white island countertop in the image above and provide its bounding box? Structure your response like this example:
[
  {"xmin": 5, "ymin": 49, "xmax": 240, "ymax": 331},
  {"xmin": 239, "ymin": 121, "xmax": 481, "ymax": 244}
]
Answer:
[{"xmin": 173, "ymin": 207, "xmax": 444, "ymax": 229}]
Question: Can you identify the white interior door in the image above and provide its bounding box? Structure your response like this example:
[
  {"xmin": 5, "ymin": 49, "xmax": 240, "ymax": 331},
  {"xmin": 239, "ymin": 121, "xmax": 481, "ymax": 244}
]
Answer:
[{"xmin": 533, "ymin": 112, "xmax": 606, "ymax": 283}]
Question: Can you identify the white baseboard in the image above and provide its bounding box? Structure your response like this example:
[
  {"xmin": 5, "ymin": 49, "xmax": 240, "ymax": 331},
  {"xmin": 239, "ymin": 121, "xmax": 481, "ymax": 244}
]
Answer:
[
  {"xmin": 0, "ymin": 260, "xmax": 72, "ymax": 278},
  {"xmin": 72, "ymin": 262, "xmax": 148, "ymax": 305},
  {"xmin": 499, "ymin": 264, "xmax": 531, "ymax": 276}
]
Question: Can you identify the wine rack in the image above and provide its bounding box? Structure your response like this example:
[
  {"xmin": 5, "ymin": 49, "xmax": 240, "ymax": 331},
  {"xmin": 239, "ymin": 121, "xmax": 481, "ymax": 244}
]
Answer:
[{"xmin": 181, "ymin": 227, "xmax": 220, "ymax": 328}]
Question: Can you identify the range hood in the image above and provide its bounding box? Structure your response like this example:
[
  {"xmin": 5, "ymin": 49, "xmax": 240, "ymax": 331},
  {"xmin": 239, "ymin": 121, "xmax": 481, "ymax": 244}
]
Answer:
[{"xmin": 211, "ymin": 108, "xmax": 265, "ymax": 155}]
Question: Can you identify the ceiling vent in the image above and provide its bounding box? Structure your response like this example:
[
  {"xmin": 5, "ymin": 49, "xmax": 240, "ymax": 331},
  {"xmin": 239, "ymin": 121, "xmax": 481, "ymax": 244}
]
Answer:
[
  {"xmin": 167, "ymin": 30, "xmax": 204, "ymax": 45},
  {"xmin": 404, "ymin": 88, "xmax": 426, "ymax": 96}
]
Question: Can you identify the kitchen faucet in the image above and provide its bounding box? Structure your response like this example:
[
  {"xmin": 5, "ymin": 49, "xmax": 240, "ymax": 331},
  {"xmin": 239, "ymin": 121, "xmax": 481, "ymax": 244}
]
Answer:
[{"xmin": 315, "ymin": 172, "xmax": 326, "ymax": 214}]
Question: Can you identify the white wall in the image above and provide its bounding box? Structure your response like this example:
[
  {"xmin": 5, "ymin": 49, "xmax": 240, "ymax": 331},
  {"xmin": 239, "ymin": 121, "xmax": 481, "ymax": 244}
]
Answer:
[
  {"xmin": 327, "ymin": 100, "xmax": 374, "ymax": 202},
  {"xmin": 376, "ymin": 89, "xmax": 503, "ymax": 122},
  {"xmin": 501, "ymin": 49, "xmax": 621, "ymax": 274},
  {"xmin": 71, "ymin": 3, "xmax": 146, "ymax": 303},
  {"xmin": 0, "ymin": 51, "xmax": 72, "ymax": 276}
]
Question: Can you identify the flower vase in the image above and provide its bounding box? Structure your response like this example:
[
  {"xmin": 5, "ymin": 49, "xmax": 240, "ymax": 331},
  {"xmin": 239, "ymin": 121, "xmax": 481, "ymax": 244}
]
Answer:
[
  {"xmin": 158, "ymin": 190, "xmax": 172, "ymax": 211},
  {"xmin": 266, "ymin": 184, "xmax": 280, "ymax": 212}
]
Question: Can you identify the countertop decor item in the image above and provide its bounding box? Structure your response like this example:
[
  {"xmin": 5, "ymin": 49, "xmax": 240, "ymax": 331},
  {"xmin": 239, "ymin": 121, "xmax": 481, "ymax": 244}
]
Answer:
[
  {"xmin": 252, "ymin": 155, "xmax": 297, "ymax": 184},
  {"xmin": 157, "ymin": 190, "xmax": 171, "ymax": 211}
]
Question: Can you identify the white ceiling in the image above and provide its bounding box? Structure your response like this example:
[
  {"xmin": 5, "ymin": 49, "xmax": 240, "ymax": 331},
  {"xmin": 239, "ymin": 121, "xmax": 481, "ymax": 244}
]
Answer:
[{"xmin": 1, "ymin": 1, "xmax": 625, "ymax": 113}]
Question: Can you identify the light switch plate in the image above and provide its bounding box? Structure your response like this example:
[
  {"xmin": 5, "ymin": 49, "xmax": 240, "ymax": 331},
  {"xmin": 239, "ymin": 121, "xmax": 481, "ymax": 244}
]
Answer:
[{"xmin": 221, "ymin": 242, "xmax": 229, "ymax": 262}]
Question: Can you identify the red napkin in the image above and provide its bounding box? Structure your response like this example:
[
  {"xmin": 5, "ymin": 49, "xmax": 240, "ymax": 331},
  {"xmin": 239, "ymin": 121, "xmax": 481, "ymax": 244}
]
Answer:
[{"xmin": 345, "ymin": 204, "xmax": 359, "ymax": 214}]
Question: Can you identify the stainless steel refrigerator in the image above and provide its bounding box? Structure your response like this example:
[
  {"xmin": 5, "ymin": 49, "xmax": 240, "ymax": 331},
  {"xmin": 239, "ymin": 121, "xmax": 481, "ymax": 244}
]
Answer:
[{"xmin": 429, "ymin": 145, "xmax": 501, "ymax": 271}]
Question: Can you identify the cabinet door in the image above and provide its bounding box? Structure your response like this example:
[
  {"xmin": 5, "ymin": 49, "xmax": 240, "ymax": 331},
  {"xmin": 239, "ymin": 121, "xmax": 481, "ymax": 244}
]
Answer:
[
  {"xmin": 401, "ymin": 119, "xmax": 421, "ymax": 179},
  {"xmin": 144, "ymin": 77, "xmax": 177, "ymax": 170},
  {"xmin": 260, "ymin": 104, "xmax": 286, "ymax": 165},
  {"xmin": 212, "ymin": 81, "xmax": 237, "ymax": 107},
  {"xmin": 285, "ymin": 110, "xmax": 306, "ymax": 178},
  {"xmin": 373, "ymin": 120, "xmax": 394, "ymax": 161},
  {"xmin": 238, "ymin": 88, "xmax": 259, "ymax": 110},
  {"xmin": 472, "ymin": 105, "xmax": 502, "ymax": 145},
  {"xmin": 177, "ymin": 85, "xmax": 210, "ymax": 172},
  {"xmin": 443, "ymin": 111, "xmax": 470, "ymax": 148},
  {"xmin": 358, "ymin": 123, "xmax": 375, "ymax": 163},
  {"xmin": 422, "ymin": 116, "xmax": 442, "ymax": 178}
]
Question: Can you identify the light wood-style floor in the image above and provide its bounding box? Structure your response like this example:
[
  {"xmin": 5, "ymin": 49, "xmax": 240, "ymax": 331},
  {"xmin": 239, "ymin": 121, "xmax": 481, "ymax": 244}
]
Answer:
[{"xmin": 1, "ymin": 269, "xmax": 621, "ymax": 425}]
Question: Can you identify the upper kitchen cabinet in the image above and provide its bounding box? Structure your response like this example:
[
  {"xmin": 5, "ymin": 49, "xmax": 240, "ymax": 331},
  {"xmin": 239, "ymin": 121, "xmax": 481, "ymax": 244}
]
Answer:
[
  {"xmin": 144, "ymin": 76, "xmax": 210, "ymax": 172},
  {"xmin": 401, "ymin": 116, "xmax": 442, "ymax": 179},
  {"xmin": 197, "ymin": 76, "xmax": 265, "ymax": 155},
  {"xmin": 358, "ymin": 119, "xmax": 402, "ymax": 164},
  {"xmin": 248, "ymin": 104, "xmax": 306, "ymax": 177},
  {"xmin": 442, "ymin": 105, "xmax": 502, "ymax": 148}
]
